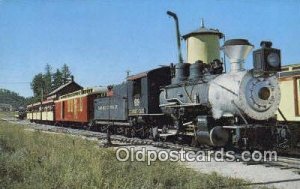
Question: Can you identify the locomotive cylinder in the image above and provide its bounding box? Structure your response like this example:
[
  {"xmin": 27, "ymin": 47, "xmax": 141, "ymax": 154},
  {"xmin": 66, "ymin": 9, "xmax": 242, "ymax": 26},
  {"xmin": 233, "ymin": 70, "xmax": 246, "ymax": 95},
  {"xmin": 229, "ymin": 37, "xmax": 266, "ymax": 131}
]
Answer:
[{"xmin": 196, "ymin": 126, "xmax": 229, "ymax": 146}]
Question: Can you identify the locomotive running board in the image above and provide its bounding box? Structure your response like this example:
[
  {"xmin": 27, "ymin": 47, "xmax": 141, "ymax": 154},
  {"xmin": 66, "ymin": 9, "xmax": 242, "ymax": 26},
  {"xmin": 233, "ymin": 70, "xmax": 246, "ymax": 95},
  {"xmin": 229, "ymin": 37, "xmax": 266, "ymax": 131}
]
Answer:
[
  {"xmin": 222, "ymin": 125, "xmax": 250, "ymax": 129},
  {"xmin": 159, "ymin": 103, "xmax": 201, "ymax": 108},
  {"xmin": 222, "ymin": 124, "xmax": 271, "ymax": 129},
  {"xmin": 128, "ymin": 113, "xmax": 165, "ymax": 116},
  {"xmin": 94, "ymin": 120, "xmax": 130, "ymax": 126},
  {"xmin": 158, "ymin": 129, "xmax": 194, "ymax": 137},
  {"xmin": 159, "ymin": 133, "xmax": 177, "ymax": 137}
]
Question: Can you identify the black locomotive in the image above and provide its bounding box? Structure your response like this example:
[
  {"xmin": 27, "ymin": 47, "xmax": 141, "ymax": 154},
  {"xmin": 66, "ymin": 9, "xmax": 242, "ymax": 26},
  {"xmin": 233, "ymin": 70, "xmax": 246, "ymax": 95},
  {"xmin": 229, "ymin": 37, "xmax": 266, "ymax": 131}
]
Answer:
[{"xmin": 88, "ymin": 11, "xmax": 296, "ymax": 150}]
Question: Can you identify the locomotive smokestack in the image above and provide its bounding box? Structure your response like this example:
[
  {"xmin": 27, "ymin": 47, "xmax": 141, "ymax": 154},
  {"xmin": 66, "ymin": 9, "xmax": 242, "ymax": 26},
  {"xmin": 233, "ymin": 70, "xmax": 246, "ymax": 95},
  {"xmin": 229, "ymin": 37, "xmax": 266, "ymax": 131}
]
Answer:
[
  {"xmin": 167, "ymin": 11, "xmax": 183, "ymax": 64},
  {"xmin": 222, "ymin": 39, "xmax": 253, "ymax": 72}
]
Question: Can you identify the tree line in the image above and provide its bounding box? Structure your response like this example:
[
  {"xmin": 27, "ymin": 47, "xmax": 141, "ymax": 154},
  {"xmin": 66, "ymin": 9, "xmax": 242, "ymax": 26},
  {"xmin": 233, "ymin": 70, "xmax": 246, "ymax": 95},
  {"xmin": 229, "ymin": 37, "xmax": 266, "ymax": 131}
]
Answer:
[
  {"xmin": 30, "ymin": 64, "xmax": 72, "ymax": 100},
  {"xmin": 0, "ymin": 88, "xmax": 27, "ymax": 109}
]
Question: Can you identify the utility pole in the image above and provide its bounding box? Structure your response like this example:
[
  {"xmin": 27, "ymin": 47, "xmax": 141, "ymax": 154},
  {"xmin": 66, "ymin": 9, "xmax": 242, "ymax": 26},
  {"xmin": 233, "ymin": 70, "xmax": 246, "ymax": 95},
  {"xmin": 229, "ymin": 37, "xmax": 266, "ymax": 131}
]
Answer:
[
  {"xmin": 104, "ymin": 85, "xmax": 113, "ymax": 147},
  {"xmin": 40, "ymin": 78, "xmax": 44, "ymax": 120},
  {"xmin": 41, "ymin": 88, "xmax": 44, "ymax": 102},
  {"xmin": 126, "ymin": 70, "xmax": 131, "ymax": 78}
]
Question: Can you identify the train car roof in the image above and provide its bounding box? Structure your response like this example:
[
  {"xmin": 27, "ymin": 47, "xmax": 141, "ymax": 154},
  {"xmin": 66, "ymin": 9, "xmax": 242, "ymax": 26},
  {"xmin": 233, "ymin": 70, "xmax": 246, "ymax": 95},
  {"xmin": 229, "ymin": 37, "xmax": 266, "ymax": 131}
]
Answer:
[
  {"xmin": 42, "ymin": 99, "xmax": 54, "ymax": 105},
  {"xmin": 55, "ymin": 86, "xmax": 105, "ymax": 101},
  {"xmin": 27, "ymin": 99, "xmax": 54, "ymax": 108},
  {"xmin": 127, "ymin": 66, "xmax": 170, "ymax": 81},
  {"xmin": 278, "ymin": 64, "xmax": 300, "ymax": 78},
  {"xmin": 278, "ymin": 70, "xmax": 300, "ymax": 78},
  {"xmin": 27, "ymin": 102, "xmax": 41, "ymax": 108}
]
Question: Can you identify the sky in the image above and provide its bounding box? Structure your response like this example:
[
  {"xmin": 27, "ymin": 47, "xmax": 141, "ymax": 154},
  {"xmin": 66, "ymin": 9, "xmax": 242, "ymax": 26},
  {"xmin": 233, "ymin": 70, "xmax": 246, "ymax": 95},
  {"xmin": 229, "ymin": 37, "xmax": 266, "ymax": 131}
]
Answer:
[{"xmin": 0, "ymin": 0, "xmax": 299, "ymax": 97}]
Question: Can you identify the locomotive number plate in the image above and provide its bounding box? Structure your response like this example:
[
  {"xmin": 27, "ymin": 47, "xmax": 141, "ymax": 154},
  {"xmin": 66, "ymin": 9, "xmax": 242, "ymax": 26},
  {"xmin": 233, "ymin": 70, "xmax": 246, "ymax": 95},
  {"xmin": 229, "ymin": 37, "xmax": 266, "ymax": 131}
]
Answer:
[{"xmin": 129, "ymin": 108, "xmax": 145, "ymax": 115}]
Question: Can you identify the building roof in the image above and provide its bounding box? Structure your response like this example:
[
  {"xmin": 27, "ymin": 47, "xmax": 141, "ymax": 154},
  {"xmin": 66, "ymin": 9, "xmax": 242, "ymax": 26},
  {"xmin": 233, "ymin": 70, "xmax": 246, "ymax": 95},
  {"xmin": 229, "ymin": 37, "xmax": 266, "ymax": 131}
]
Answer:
[{"xmin": 48, "ymin": 80, "xmax": 82, "ymax": 96}]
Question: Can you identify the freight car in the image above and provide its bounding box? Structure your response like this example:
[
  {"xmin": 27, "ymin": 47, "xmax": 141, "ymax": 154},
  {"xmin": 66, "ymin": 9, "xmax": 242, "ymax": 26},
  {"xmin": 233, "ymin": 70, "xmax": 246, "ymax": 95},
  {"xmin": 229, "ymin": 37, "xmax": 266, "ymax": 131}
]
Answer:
[{"xmin": 54, "ymin": 87, "xmax": 103, "ymax": 127}]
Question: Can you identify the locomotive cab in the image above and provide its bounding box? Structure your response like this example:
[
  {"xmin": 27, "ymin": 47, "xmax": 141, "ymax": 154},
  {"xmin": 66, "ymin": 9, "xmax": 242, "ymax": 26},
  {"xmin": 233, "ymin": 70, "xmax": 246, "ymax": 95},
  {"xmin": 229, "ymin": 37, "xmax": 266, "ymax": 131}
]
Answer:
[{"xmin": 127, "ymin": 66, "xmax": 171, "ymax": 116}]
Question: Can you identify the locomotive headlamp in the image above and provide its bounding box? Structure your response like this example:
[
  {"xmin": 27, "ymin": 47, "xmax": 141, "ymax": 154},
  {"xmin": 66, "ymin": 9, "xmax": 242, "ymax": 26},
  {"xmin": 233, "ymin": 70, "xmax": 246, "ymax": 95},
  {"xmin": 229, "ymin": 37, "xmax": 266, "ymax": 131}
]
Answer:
[
  {"xmin": 253, "ymin": 41, "xmax": 281, "ymax": 72},
  {"xmin": 267, "ymin": 53, "xmax": 280, "ymax": 67}
]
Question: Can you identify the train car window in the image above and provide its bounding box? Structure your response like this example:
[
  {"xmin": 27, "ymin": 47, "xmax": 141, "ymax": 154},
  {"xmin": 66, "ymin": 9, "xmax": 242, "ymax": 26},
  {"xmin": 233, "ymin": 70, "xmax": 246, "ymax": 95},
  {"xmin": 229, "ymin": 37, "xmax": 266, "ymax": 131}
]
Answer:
[
  {"xmin": 74, "ymin": 98, "xmax": 77, "ymax": 113},
  {"xmin": 67, "ymin": 100, "xmax": 70, "ymax": 112},
  {"xmin": 133, "ymin": 79, "xmax": 141, "ymax": 96},
  {"xmin": 71, "ymin": 99, "xmax": 74, "ymax": 112},
  {"xmin": 79, "ymin": 98, "xmax": 83, "ymax": 112},
  {"xmin": 297, "ymin": 79, "xmax": 300, "ymax": 116},
  {"xmin": 151, "ymin": 82, "xmax": 156, "ymax": 87},
  {"xmin": 62, "ymin": 101, "xmax": 65, "ymax": 119}
]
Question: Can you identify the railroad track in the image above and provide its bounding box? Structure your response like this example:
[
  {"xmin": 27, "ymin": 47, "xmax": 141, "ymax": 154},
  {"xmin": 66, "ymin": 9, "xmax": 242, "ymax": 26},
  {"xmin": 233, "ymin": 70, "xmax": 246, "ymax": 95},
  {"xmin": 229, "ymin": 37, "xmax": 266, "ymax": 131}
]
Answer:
[
  {"xmin": 3, "ymin": 118, "xmax": 300, "ymax": 175},
  {"xmin": 244, "ymin": 156, "xmax": 300, "ymax": 174}
]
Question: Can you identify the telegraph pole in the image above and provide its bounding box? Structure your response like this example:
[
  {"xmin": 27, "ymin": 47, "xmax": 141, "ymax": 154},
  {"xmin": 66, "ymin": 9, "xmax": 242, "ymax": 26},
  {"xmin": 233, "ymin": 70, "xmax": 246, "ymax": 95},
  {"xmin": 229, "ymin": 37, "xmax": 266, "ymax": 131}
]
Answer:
[{"xmin": 104, "ymin": 85, "xmax": 113, "ymax": 147}]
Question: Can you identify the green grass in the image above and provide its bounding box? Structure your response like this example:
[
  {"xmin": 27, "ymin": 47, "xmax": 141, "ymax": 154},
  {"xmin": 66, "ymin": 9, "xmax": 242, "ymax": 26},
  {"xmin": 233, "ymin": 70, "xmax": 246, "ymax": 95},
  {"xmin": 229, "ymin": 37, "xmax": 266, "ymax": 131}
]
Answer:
[
  {"xmin": 0, "ymin": 113, "xmax": 271, "ymax": 189},
  {"xmin": 0, "ymin": 111, "xmax": 16, "ymax": 119}
]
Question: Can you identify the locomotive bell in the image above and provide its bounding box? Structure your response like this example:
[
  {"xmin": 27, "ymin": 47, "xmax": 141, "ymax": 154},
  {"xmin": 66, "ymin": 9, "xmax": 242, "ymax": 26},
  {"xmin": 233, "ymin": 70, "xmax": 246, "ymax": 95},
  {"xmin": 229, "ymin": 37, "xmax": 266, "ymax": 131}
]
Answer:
[{"xmin": 222, "ymin": 39, "xmax": 254, "ymax": 72}]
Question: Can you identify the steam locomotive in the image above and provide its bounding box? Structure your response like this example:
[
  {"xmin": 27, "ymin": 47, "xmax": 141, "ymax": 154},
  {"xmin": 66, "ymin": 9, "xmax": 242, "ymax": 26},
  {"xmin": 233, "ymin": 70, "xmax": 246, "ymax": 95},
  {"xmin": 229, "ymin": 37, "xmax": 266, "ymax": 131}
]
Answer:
[{"xmin": 27, "ymin": 11, "xmax": 295, "ymax": 150}]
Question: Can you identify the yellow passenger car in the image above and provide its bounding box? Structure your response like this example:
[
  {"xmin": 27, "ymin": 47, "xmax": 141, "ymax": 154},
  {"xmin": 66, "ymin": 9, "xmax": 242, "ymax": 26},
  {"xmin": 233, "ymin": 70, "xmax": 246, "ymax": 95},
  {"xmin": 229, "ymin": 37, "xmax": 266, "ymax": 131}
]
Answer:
[{"xmin": 277, "ymin": 64, "xmax": 300, "ymax": 122}]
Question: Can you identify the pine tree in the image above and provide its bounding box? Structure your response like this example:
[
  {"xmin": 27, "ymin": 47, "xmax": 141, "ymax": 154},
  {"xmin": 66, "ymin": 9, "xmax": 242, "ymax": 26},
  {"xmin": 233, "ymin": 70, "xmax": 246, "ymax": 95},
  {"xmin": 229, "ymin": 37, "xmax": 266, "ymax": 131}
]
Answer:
[
  {"xmin": 43, "ymin": 64, "xmax": 52, "ymax": 96},
  {"xmin": 30, "ymin": 73, "xmax": 44, "ymax": 99},
  {"xmin": 52, "ymin": 69, "xmax": 63, "ymax": 90},
  {"xmin": 30, "ymin": 64, "xmax": 72, "ymax": 101},
  {"xmin": 61, "ymin": 64, "xmax": 72, "ymax": 84}
]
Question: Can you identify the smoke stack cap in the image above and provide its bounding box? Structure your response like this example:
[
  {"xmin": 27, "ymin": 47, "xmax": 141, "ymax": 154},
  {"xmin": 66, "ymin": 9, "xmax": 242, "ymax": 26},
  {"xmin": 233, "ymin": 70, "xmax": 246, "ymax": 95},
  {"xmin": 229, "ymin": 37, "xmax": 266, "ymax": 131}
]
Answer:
[
  {"xmin": 260, "ymin": 41, "xmax": 272, "ymax": 48},
  {"xmin": 224, "ymin": 39, "xmax": 252, "ymax": 46}
]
